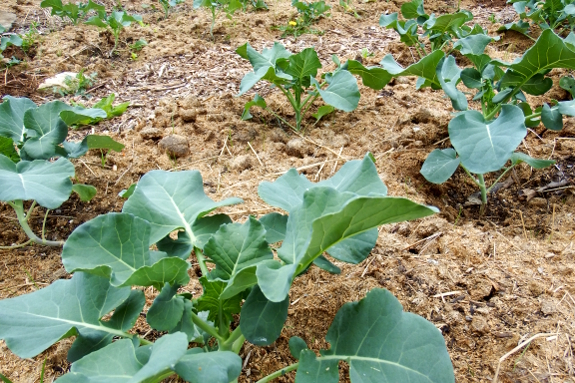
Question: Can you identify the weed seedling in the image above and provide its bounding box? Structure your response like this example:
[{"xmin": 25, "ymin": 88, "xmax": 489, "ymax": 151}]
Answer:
[
  {"xmin": 21, "ymin": 22, "xmax": 40, "ymax": 54},
  {"xmin": 360, "ymin": 47, "xmax": 374, "ymax": 58},
  {"xmin": 274, "ymin": 0, "xmax": 330, "ymax": 37},
  {"xmin": 340, "ymin": 0, "xmax": 360, "ymax": 18}
]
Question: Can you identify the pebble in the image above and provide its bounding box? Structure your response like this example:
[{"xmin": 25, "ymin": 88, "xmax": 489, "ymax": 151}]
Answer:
[
  {"xmin": 541, "ymin": 299, "xmax": 556, "ymax": 315},
  {"xmin": 231, "ymin": 155, "xmax": 253, "ymax": 172},
  {"xmin": 471, "ymin": 316, "xmax": 489, "ymax": 334},
  {"xmin": 139, "ymin": 127, "xmax": 163, "ymax": 140},
  {"xmin": 180, "ymin": 109, "xmax": 197, "ymax": 122},
  {"xmin": 159, "ymin": 135, "xmax": 189, "ymax": 158},
  {"xmin": 529, "ymin": 197, "xmax": 547, "ymax": 208},
  {"xmin": 285, "ymin": 138, "xmax": 310, "ymax": 158}
]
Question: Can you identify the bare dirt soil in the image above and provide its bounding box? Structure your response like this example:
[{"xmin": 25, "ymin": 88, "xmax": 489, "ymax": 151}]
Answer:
[{"xmin": 1, "ymin": 0, "xmax": 574, "ymax": 382}]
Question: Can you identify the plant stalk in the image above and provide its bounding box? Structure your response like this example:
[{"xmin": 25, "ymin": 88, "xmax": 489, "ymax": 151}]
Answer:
[
  {"xmin": 231, "ymin": 333, "xmax": 246, "ymax": 354},
  {"xmin": 277, "ymin": 85, "xmax": 301, "ymax": 130},
  {"xmin": 485, "ymin": 165, "xmax": 515, "ymax": 193},
  {"xmin": 477, "ymin": 173, "xmax": 487, "ymax": 205},
  {"xmin": 194, "ymin": 247, "xmax": 210, "ymax": 277},
  {"xmin": 265, "ymin": 107, "xmax": 297, "ymax": 131},
  {"xmin": 255, "ymin": 363, "xmax": 300, "ymax": 383},
  {"xmin": 7, "ymin": 201, "xmax": 63, "ymax": 247},
  {"xmin": 300, "ymin": 93, "xmax": 320, "ymax": 126},
  {"xmin": 41, "ymin": 209, "xmax": 50, "ymax": 243},
  {"xmin": 191, "ymin": 311, "xmax": 224, "ymax": 343},
  {"xmin": 220, "ymin": 326, "xmax": 244, "ymax": 351}
]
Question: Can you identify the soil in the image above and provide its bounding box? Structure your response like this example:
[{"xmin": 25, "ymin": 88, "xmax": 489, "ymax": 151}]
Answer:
[{"xmin": 1, "ymin": 0, "xmax": 575, "ymax": 382}]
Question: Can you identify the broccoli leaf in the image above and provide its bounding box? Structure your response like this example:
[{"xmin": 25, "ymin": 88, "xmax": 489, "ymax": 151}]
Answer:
[{"xmin": 295, "ymin": 289, "xmax": 455, "ymax": 383}]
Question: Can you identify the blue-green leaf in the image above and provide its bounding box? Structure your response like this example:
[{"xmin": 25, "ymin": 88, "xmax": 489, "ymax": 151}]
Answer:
[
  {"xmin": 295, "ymin": 289, "xmax": 455, "ymax": 383},
  {"xmin": 0, "ymin": 96, "xmax": 36, "ymax": 143},
  {"xmin": 421, "ymin": 148, "xmax": 460, "ymax": 184},
  {"xmin": 0, "ymin": 155, "xmax": 74, "ymax": 208},
  {"xmin": 123, "ymin": 170, "xmax": 242, "ymax": 245},
  {"xmin": 0, "ymin": 272, "xmax": 132, "ymax": 358},
  {"xmin": 240, "ymin": 285, "xmax": 290, "ymax": 345},
  {"xmin": 56, "ymin": 332, "xmax": 189, "ymax": 383},
  {"xmin": 448, "ymin": 105, "xmax": 526, "ymax": 174}
]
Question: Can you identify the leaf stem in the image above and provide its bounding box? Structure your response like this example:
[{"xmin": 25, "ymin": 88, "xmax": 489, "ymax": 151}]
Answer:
[
  {"xmin": 277, "ymin": 85, "xmax": 302, "ymax": 130},
  {"xmin": 264, "ymin": 106, "xmax": 297, "ymax": 132},
  {"xmin": 0, "ymin": 239, "xmax": 33, "ymax": 250},
  {"xmin": 7, "ymin": 201, "xmax": 63, "ymax": 247},
  {"xmin": 477, "ymin": 173, "xmax": 487, "ymax": 205},
  {"xmin": 255, "ymin": 363, "xmax": 299, "ymax": 383},
  {"xmin": 194, "ymin": 247, "xmax": 210, "ymax": 277},
  {"xmin": 220, "ymin": 326, "xmax": 244, "ymax": 351},
  {"xmin": 486, "ymin": 165, "xmax": 515, "ymax": 193},
  {"xmin": 300, "ymin": 93, "xmax": 320, "ymax": 126},
  {"xmin": 139, "ymin": 337, "xmax": 153, "ymax": 346},
  {"xmin": 26, "ymin": 200, "xmax": 37, "ymax": 219},
  {"xmin": 484, "ymin": 105, "xmax": 501, "ymax": 121},
  {"xmin": 523, "ymin": 111, "xmax": 542, "ymax": 120},
  {"xmin": 231, "ymin": 333, "xmax": 246, "ymax": 354},
  {"xmin": 191, "ymin": 311, "xmax": 224, "ymax": 343},
  {"xmin": 41, "ymin": 209, "xmax": 50, "ymax": 243},
  {"xmin": 461, "ymin": 166, "xmax": 481, "ymax": 188}
]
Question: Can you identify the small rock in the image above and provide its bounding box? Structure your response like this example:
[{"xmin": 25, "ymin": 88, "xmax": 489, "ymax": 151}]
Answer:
[
  {"xmin": 231, "ymin": 155, "xmax": 253, "ymax": 172},
  {"xmin": 413, "ymin": 108, "xmax": 432, "ymax": 123},
  {"xmin": 395, "ymin": 77, "xmax": 410, "ymax": 84},
  {"xmin": 529, "ymin": 197, "xmax": 547, "ymax": 208},
  {"xmin": 139, "ymin": 127, "xmax": 163, "ymax": 140},
  {"xmin": 159, "ymin": 135, "xmax": 189, "ymax": 158},
  {"xmin": 285, "ymin": 138, "xmax": 310, "ymax": 158},
  {"xmin": 268, "ymin": 128, "xmax": 288, "ymax": 143},
  {"xmin": 392, "ymin": 223, "xmax": 411, "ymax": 236},
  {"xmin": 74, "ymin": 31, "xmax": 84, "ymax": 43},
  {"xmin": 528, "ymin": 280, "xmax": 545, "ymax": 297},
  {"xmin": 180, "ymin": 109, "xmax": 197, "ymax": 122},
  {"xmin": 541, "ymin": 299, "xmax": 556, "ymax": 315},
  {"xmin": 469, "ymin": 278, "xmax": 492, "ymax": 300},
  {"xmin": 518, "ymin": 188, "xmax": 537, "ymax": 202},
  {"xmin": 471, "ymin": 316, "xmax": 489, "ymax": 335},
  {"xmin": 0, "ymin": 12, "xmax": 17, "ymax": 31}
]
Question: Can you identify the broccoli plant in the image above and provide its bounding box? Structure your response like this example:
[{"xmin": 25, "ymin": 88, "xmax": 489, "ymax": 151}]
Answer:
[
  {"xmin": 194, "ymin": 0, "xmax": 240, "ymax": 39},
  {"xmin": 379, "ymin": 0, "xmax": 495, "ymax": 59},
  {"xmin": 85, "ymin": 10, "xmax": 143, "ymax": 56},
  {"xmin": 0, "ymin": 155, "xmax": 456, "ymax": 383},
  {"xmin": 377, "ymin": 30, "xmax": 571, "ymax": 206},
  {"xmin": 194, "ymin": 0, "xmax": 266, "ymax": 39},
  {"xmin": 237, "ymin": 43, "xmax": 360, "ymax": 131},
  {"xmin": 0, "ymin": 96, "xmax": 124, "ymax": 247},
  {"xmin": 158, "ymin": 0, "xmax": 186, "ymax": 18},
  {"xmin": 502, "ymin": 0, "xmax": 575, "ymax": 36},
  {"xmin": 40, "ymin": 0, "xmax": 105, "ymax": 24}
]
